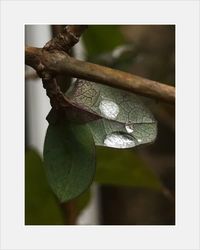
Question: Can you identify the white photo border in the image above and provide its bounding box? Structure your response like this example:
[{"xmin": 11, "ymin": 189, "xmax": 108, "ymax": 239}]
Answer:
[{"xmin": 0, "ymin": 0, "xmax": 199, "ymax": 249}]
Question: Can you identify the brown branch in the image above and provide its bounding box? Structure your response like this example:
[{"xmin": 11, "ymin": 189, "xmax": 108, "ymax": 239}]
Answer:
[
  {"xmin": 50, "ymin": 25, "xmax": 73, "ymax": 93},
  {"xmin": 25, "ymin": 46, "xmax": 175, "ymax": 104},
  {"xmin": 42, "ymin": 77, "xmax": 70, "ymax": 108},
  {"xmin": 38, "ymin": 25, "xmax": 88, "ymax": 110},
  {"xmin": 51, "ymin": 25, "xmax": 66, "ymax": 37},
  {"xmin": 44, "ymin": 25, "xmax": 88, "ymax": 53}
]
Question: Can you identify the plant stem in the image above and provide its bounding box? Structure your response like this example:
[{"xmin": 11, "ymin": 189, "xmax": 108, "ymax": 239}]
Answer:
[{"xmin": 61, "ymin": 200, "xmax": 77, "ymax": 225}]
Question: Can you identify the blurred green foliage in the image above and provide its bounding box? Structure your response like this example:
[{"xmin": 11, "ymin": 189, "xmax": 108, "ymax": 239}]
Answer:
[
  {"xmin": 25, "ymin": 149, "xmax": 64, "ymax": 225},
  {"xmin": 95, "ymin": 147, "xmax": 162, "ymax": 190},
  {"xmin": 82, "ymin": 25, "xmax": 124, "ymax": 56}
]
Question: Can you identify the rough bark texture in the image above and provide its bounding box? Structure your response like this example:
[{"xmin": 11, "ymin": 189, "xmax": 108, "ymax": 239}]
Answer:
[{"xmin": 44, "ymin": 25, "xmax": 88, "ymax": 53}]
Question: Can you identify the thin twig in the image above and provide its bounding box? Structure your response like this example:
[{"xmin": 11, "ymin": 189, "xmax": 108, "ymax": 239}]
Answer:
[
  {"xmin": 44, "ymin": 25, "xmax": 88, "ymax": 53},
  {"xmin": 25, "ymin": 46, "xmax": 175, "ymax": 104}
]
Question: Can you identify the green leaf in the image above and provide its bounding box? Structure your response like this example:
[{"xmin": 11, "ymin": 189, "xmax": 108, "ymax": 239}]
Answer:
[
  {"xmin": 95, "ymin": 147, "xmax": 162, "ymax": 190},
  {"xmin": 43, "ymin": 122, "xmax": 96, "ymax": 202},
  {"xmin": 65, "ymin": 79, "xmax": 157, "ymax": 149},
  {"xmin": 25, "ymin": 149, "xmax": 64, "ymax": 225},
  {"xmin": 82, "ymin": 25, "xmax": 125, "ymax": 57}
]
